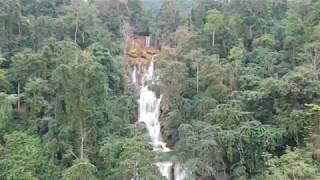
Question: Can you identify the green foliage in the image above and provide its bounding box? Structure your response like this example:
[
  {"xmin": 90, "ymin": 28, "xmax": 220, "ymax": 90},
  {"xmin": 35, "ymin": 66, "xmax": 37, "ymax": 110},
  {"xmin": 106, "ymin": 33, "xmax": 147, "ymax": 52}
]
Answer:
[
  {"xmin": 228, "ymin": 47, "xmax": 245, "ymax": 62},
  {"xmin": 1, "ymin": 0, "xmax": 320, "ymax": 179},
  {"xmin": 154, "ymin": 0, "xmax": 182, "ymax": 44},
  {"xmin": 177, "ymin": 121, "xmax": 227, "ymax": 179},
  {"xmin": 99, "ymin": 136, "xmax": 161, "ymax": 179},
  {"xmin": 63, "ymin": 159, "xmax": 97, "ymax": 180},
  {"xmin": 0, "ymin": 93, "xmax": 17, "ymax": 133},
  {"xmin": 90, "ymin": 44, "xmax": 124, "ymax": 94},
  {"xmin": 261, "ymin": 149, "xmax": 320, "ymax": 180},
  {"xmin": 0, "ymin": 132, "xmax": 42, "ymax": 179},
  {"xmin": 158, "ymin": 57, "xmax": 188, "ymax": 101},
  {"xmin": 0, "ymin": 69, "xmax": 9, "ymax": 91},
  {"xmin": 94, "ymin": 0, "xmax": 128, "ymax": 36},
  {"xmin": 203, "ymin": 9, "xmax": 224, "ymax": 33},
  {"xmin": 54, "ymin": 50, "xmax": 109, "ymax": 159},
  {"xmin": 275, "ymin": 110, "xmax": 312, "ymax": 145},
  {"xmin": 129, "ymin": 0, "xmax": 153, "ymax": 34},
  {"xmin": 253, "ymin": 34, "xmax": 276, "ymax": 49},
  {"xmin": 0, "ymin": 50, "xmax": 5, "ymax": 65},
  {"xmin": 55, "ymin": 0, "xmax": 99, "ymax": 47}
]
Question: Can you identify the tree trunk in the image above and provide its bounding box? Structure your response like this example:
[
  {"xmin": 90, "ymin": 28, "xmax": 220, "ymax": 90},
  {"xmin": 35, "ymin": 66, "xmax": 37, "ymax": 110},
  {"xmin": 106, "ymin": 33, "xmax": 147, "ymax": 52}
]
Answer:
[
  {"xmin": 80, "ymin": 121, "xmax": 84, "ymax": 159},
  {"xmin": 18, "ymin": 19, "xmax": 21, "ymax": 35},
  {"xmin": 197, "ymin": 61, "xmax": 199, "ymax": 94},
  {"xmin": 17, "ymin": 82, "xmax": 20, "ymax": 112},
  {"xmin": 212, "ymin": 31, "xmax": 215, "ymax": 47},
  {"xmin": 80, "ymin": 135, "xmax": 84, "ymax": 159},
  {"xmin": 82, "ymin": 32, "xmax": 85, "ymax": 44},
  {"xmin": 74, "ymin": 13, "xmax": 79, "ymax": 42},
  {"xmin": 313, "ymin": 49, "xmax": 319, "ymax": 80},
  {"xmin": 192, "ymin": 54, "xmax": 199, "ymax": 94},
  {"xmin": 316, "ymin": 49, "xmax": 319, "ymax": 80}
]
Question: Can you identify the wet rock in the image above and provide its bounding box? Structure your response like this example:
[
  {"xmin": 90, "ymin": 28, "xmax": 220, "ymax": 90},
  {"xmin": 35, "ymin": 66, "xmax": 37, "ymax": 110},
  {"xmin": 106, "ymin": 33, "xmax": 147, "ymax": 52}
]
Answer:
[{"xmin": 149, "ymin": 84, "xmax": 161, "ymax": 98}]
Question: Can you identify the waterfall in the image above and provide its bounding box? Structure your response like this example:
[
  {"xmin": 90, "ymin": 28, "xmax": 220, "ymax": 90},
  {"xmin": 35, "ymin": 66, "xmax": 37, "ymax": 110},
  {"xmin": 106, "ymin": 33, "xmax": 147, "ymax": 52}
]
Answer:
[
  {"xmin": 132, "ymin": 65, "xmax": 137, "ymax": 84},
  {"xmin": 132, "ymin": 55, "xmax": 186, "ymax": 180}
]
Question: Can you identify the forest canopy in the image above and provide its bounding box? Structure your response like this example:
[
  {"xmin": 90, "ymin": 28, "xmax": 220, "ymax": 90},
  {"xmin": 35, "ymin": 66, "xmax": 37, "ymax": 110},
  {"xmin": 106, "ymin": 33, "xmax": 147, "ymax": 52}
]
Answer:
[{"xmin": 1, "ymin": 0, "xmax": 320, "ymax": 179}]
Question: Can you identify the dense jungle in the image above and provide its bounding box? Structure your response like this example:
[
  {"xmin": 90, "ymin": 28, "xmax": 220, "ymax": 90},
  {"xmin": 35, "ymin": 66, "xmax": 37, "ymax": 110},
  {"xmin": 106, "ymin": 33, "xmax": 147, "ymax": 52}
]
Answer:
[{"xmin": 1, "ymin": 0, "xmax": 320, "ymax": 179}]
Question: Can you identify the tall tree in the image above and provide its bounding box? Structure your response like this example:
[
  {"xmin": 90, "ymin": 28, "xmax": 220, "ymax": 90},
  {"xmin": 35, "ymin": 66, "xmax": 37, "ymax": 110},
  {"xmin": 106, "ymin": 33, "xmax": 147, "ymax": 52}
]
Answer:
[
  {"xmin": 204, "ymin": 9, "xmax": 224, "ymax": 47},
  {"xmin": 55, "ymin": 0, "xmax": 99, "ymax": 47},
  {"xmin": 99, "ymin": 136, "xmax": 161, "ymax": 180}
]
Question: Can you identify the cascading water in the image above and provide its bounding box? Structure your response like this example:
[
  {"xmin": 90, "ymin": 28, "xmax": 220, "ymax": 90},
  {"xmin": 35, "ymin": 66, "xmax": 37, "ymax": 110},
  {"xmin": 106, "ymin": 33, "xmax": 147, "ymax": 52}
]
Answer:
[
  {"xmin": 131, "ymin": 55, "xmax": 186, "ymax": 180},
  {"xmin": 132, "ymin": 65, "xmax": 137, "ymax": 84}
]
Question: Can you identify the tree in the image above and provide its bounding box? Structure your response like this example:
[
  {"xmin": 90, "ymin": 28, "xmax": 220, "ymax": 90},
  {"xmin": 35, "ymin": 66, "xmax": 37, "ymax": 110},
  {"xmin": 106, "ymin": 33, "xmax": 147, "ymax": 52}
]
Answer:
[
  {"xmin": 228, "ymin": 0, "xmax": 272, "ymax": 50},
  {"xmin": 186, "ymin": 49, "xmax": 205, "ymax": 94},
  {"xmin": 253, "ymin": 34, "xmax": 276, "ymax": 49},
  {"xmin": 276, "ymin": 110, "xmax": 311, "ymax": 146},
  {"xmin": 0, "ymin": 93, "xmax": 16, "ymax": 134},
  {"xmin": 261, "ymin": 149, "xmax": 320, "ymax": 180},
  {"xmin": 89, "ymin": 44, "xmax": 124, "ymax": 94},
  {"xmin": 204, "ymin": 9, "xmax": 224, "ymax": 47},
  {"xmin": 0, "ymin": 0, "xmax": 31, "ymax": 54},
  {"xmin": 129, "ymin": 0, "xmax": 152, "ymax": 34},
  {"xmin": 55, "ymin": 0, "xmax": 99, "ymax": 47},
  {"xmin": 158, "ymin": 57, "xmax": 188, "ymax": 103},
  {"xmin": 199, "ymin": 57, "xmax": 229, "ymax": 103},
  {"xmin": 304, "ymin": 42, "xmax": 320, "ymax": 80},
  {"xmin": 30, "ymin": 16, "xmax": 55, "ymax": 50},
  {"xmin": 191, "ymin": 0, "xmax": 223, "ymax": 30},
  {"xmin": 177, "ymin": 121, "xmax": 228, "ymax": 180},
  {"xmin": 245, "ymin": 47, "xmax": 279, "ymax": 78},
  {"xmin": 24, "ymin": 78, "xmax": 51, "ymax": 133},
  {"xmin": 99, "ymin": 136, "xmax": 161, "ymax": 180},
  {"xmin": 63, "ymin": 159, "xmax": 97, "ymax": 180},
  {"xmin": 0, "ymin": 50, "xmax": 9, "ymax": 91},
  {"xmin": 155, "ymin": 0, "xmax": 182, "ymax": 45},
  {"xmin": 227, "ymin": 47, "xmax": 245, "ymax": 91},
  {"xmin": 0, "ymin": 132, "xmax": 42, "ymax": 179},
  {"xmin": 94, "ymin": 0, "xmax": 129, "ymax": 36},
  {"xmin": 54, "ymin": 50, "xmax": 108, "ymax": 160}
]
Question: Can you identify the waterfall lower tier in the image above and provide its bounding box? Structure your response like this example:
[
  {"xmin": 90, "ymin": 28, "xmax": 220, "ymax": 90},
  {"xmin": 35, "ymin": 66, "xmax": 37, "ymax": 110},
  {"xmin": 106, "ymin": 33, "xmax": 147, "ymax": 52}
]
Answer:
[
  {"xmin": 157, "ymin": 162, "xmax": 173, "ymax": 179},
  {"xmin": 132, "ymin": 56, "xmax": 186, "ymax": 180}
]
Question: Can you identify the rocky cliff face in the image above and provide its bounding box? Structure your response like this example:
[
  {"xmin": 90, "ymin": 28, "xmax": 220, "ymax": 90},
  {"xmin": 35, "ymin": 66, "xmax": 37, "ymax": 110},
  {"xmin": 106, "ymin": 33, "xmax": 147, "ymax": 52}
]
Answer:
[
  {"xmin": 117, "ymin": 0, "xmax": 128, "ymax": 5},
  {"xmin": 127, "ymin": 34, "xmax": 158, "ymax": 86}
]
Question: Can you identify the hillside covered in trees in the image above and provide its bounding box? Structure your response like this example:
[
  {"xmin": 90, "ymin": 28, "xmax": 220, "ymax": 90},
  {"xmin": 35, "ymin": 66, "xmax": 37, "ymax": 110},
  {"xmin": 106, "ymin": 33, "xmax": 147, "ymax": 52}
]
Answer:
[{"xmin": 1, "ymin": 0, "xmax": 320, "ymax": 179}]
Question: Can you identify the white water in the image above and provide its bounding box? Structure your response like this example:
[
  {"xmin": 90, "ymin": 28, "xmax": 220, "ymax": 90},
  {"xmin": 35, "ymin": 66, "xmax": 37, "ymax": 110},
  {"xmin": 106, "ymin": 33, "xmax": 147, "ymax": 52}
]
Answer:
[
  {"xmin": 132, "ymin": 56, "xmax": 186, "ymax": 180},
  {"xmin": 132, "ymin": 65, "xmax": 137, "ymax": 84}
]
